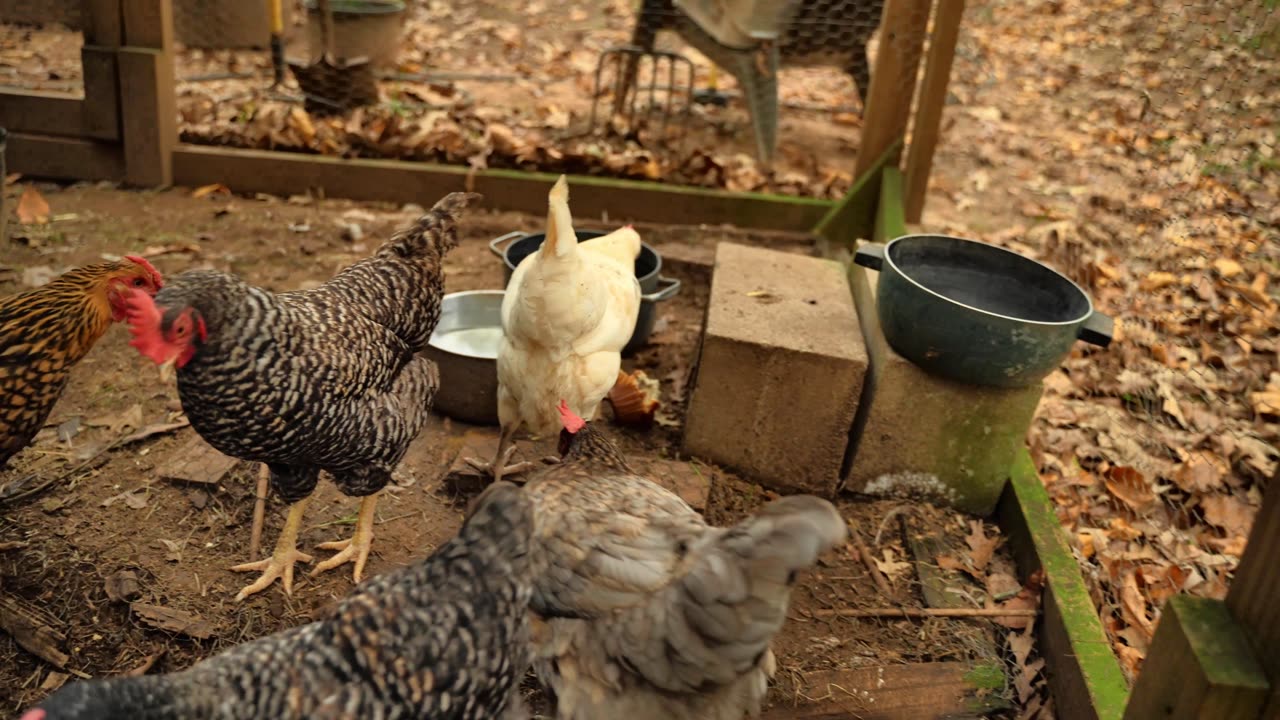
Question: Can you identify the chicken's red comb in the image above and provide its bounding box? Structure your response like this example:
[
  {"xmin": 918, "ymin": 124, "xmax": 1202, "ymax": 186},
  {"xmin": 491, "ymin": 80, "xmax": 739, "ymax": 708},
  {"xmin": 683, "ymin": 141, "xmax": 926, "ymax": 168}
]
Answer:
[
  {"xmin": 557, "ymin": 400, "xmax": 586, "ymax": 434},
  {"xmin": 123, "ymin": 254, "xmax": 163, "ymax": 288},
  {"xmin": 21, "ymin": 709, "xmax": 45, "ymax": 720},
  {"xmin": 123, "ymin": 288, "xmax": 169, "ymax": 364}
]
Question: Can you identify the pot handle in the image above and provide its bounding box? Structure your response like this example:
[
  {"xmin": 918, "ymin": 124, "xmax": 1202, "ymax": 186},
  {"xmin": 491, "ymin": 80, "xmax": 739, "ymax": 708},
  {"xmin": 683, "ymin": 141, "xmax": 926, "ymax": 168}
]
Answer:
[
  {"xmin": 1078, "ymin": 311, "xmax": 1114, "ymax": 348},
  {"xmin": 853, "ymin": 242, "xmax": 886, "ymax": 271},
  {"xmin": 641, "ymin": 275, "xmax": 682, "ymax": 303},
  {"xmin": 488, "ymin": 231, "xmax": 525, "ymax": 259}
]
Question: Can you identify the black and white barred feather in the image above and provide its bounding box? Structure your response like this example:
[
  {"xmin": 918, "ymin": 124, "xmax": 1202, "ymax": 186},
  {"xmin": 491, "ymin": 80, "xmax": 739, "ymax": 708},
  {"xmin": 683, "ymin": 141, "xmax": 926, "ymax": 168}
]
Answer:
[
  {"xmin": 26, "ymin": 481, "xmax": 538, "ymax": 720},
  {"xmin": 157, "ymin": 192, "xmax": 479, "ymax": 502}
]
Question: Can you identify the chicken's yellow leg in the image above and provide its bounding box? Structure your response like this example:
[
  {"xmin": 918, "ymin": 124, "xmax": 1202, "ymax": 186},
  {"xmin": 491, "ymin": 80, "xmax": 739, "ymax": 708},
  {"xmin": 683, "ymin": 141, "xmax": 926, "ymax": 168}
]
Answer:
[
  {"xmin": 310, "ymin": 492, "xmax": 378, "ymax": 583},
  {"xmin": 230, "ymin": 497, "xmax": 313, "ymax": 602}
]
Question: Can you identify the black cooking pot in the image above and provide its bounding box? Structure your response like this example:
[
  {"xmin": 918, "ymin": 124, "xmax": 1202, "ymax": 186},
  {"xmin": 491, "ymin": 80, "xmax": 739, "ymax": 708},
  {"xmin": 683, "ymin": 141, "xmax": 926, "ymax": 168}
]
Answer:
[
  {"xmin": 489, "ymin": 230, "xmax": 681, "ymax": 355},
  {"xmin": 853, "ymin": 234, "xmax": 1113, "ymax": 388}
]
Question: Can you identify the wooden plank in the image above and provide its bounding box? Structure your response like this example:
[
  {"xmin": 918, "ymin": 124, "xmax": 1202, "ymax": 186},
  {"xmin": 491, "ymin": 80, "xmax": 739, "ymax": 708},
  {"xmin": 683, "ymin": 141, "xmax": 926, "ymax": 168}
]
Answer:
[
  {"xmin": 759, "ymin": 663, "xmax": 997, "ymax": 719},
  {"xmin": 0, "ymin": 91, "xmax": 86, "ymax": 137},
  {"xmin": 81, "ymin": 45, "xmax": 121, "ymax": 141},
  {"xmin": 904, "ymin": 0, "xmax": 965, "ymax": 223},
  {"xmin": 1124, "ymin": 596, "xmax": 1268, "ymax": 719},
  {"xmin": 170, "ymin": 146, "xmax": 835, "ymax": 231},
  {"xmin": 83, "ymin": 0, "xmax": 122, "ymax": 46},
  {"xmin": 997, "ymin": 451, "xmax": 1130, "ymax": 720},
  {"xmin": 813, "ymin": 139, "xmax": 903, "ymax": 251},
  {"xmin": 874, "ymin": 167, "xmax": 908, "ymax": 243},
  {"xmin": 118, "ymin": 47, "xmax": 175, "ymax": 187},
  {"xmin": 0, "ymin": 0, "xmax": 81, "ymax": 28},
  {"xmin": 121, "ymin": 0, "xmax": 172, "ymax": 48},
  {"xmin": 7, "ymin": 132, "xmax": 124, "ymax": 181},
  {"xmin": 0, "ymin": 591, "xmax": 70, "ymax": 668},
  {"xmin": 853, "ymin": 0, "xmax": 931, "ymax": 180},
  {"xmin": 1225, "ymin": 468, "xmax": 1280, "ymax": 717}
]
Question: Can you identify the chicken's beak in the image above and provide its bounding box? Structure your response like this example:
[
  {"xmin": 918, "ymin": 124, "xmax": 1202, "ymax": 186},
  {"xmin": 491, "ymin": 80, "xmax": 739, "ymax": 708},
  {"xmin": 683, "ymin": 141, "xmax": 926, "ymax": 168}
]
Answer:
[{"xmin": 158, "ymin": 355, "xmax": 178, "ymax": 383}]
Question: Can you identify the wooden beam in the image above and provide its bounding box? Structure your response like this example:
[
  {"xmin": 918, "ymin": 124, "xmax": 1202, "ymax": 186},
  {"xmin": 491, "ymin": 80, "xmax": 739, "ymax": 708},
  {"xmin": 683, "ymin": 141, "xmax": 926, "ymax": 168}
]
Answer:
[
  {"xmin": 854, "ymin": 0, "xmax": 931, "ymax": 180},
  {"xmin": 904, "ymin": 0, "xmax": 964, "ymax": 223},
  {"xmin": 121, "ymin": 0, "xmax": 171, "ymax": 48},
  {"xmin": 758, "ymin": 663, "xmax": 1006, "ymax": 719},
  {"xmin": 6, "ymin": 132, "xmax": 124, "ymax": 181},
  {"xmin": 171, "ymin": 146, "xmax": 834, "ymax": 231},
  {"xmin": 813, "ymin": 139, "xmax": 903, "ymax": 251},
  {"xmin": 1226, "ymin": 468, "xmax": 1280, "ymax": 716},
  {"xmin": 998, "ymin": 451, "xmax": 1130, "ymax": 720},
  {"xmin": 873, "ymin": 167, "xmax": 908, "ymax": 243},
  {"xmin": 83, "ymin": 0, "xmax": 123, "ymax": 47},
  {"xmin": 119, "ymin": 47, "xmax": 176, "ymax": 186},
  {"xmin": 1123, "ymin": 596, "xmax": 1268, "ymax": 719},
  {"xmin": 82, "ymin": 45, "xmax": 121, "ymax": 141},
  {"xmin": 0, "ymin": 91, "xmax": 87, "ymax": 138}
]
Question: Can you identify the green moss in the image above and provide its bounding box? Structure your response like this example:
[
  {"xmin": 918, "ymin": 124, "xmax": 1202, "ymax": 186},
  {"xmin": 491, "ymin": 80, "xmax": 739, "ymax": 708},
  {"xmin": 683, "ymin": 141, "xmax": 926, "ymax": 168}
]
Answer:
[{"xmin": 964, "ymin": 663, "xmax": 1006, "ymax": 690}]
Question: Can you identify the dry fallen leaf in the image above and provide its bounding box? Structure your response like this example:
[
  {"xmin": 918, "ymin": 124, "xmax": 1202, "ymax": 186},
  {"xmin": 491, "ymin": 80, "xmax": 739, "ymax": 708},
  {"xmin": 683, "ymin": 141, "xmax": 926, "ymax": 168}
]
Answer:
[
  {"xmin": 965, "ymin": 521, "xmax": 1000, "ymax": 572},
  {"xmin": 190, "ymin": 183, "xmax": 230, "ymax": 199},
  {"xmin": 1118, "ymin": 569, "xmax": 1155, "ymax": 639},
  {"xmin": 1199, "ymin": 494, "xmax": 1255, "ymax": 538},
  {"xmin": 1212, "ymin": 258, "xmax": 1243, "ymax": 278},
  {"xmin": 16, "ymin": 186, "xmax": 51, "ymax": 224},
  {"xmin": 1172, "ymin": 453, "xmax": 1226, "ymax": 493},
  {"xmin": 874, "ymin": 548, "xmax": 911, "ymax": 579},
  {"xmin": 1104, "ymin": 466, "xmax": 1156, "ymax": 512}
]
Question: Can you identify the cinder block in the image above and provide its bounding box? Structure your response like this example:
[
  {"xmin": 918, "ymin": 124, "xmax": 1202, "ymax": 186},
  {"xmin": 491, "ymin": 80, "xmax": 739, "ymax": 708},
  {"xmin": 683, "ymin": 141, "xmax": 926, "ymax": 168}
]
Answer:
[
  {"xmin": 684, "ymin": 242, "xmax": 867, "ymax": 496},
  {"xmin": 843, "ymin": 264, "xmax": 1044, "ymax": 516}
]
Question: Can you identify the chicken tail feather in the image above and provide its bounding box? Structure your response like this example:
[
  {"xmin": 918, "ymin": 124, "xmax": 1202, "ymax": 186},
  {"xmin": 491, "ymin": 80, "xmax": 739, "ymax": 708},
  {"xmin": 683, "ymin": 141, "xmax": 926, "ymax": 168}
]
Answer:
[
  {"xmin": 381, "ymin": 191, "xmax": 482, "ymax": 260},
  {"xmin": 544, "ymin": 175, "xmax": 576, "ymax": 259},
  {"xmin": 675, "ymin": 495, "xmax": 847, "ymax": 679}
]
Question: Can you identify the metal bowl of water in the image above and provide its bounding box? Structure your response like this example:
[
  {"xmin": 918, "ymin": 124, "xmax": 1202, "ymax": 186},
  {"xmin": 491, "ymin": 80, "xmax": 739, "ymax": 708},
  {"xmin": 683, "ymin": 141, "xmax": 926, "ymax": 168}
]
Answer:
[{"xmin": 423, "ymin": 290, "xmax": 503, "ymax": 425}]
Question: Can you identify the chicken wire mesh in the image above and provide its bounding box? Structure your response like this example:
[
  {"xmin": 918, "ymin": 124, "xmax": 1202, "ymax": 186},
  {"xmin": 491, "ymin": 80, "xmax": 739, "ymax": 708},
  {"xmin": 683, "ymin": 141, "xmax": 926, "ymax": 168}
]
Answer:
[
  {"xmin": 171, "ymin": 0, "xmax": 936, "ymax": 198},
  {"xmin": 930, "ymin": 0, "xmax": 1278, "ymax": 692},
  {"xmin": 0, "ymin": 0, "xmax": 85, "ymax": 94}
]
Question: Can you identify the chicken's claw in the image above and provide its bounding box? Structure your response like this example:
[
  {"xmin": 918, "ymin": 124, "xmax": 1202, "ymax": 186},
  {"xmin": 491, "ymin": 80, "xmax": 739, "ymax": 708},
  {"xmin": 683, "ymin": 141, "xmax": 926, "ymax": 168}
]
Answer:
[
  {"xmin": 230, "ymin": 548, "xmax": 313, "ymax": 602},
  {"xmin": 463, "ymin": 445, "xmax": 538, "ymax": 483},
  {"xmin": 310, "ymin": 494, "xmax": 378, "ymax": 584}
]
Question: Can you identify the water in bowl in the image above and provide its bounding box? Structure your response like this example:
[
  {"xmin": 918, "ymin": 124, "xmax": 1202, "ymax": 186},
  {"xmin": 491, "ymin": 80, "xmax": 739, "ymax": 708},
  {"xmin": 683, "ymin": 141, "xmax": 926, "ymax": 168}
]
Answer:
[{"xmin": 432, "ymin": 326, "xmax": 504, "ymax": 358}]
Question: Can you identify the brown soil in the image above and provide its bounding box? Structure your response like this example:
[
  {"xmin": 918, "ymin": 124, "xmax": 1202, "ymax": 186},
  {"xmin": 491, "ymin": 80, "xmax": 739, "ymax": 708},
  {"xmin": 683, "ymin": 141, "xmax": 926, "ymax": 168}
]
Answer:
[{"xmin": 1, "ymin": 182, "xmax": 1025, "ymax": 715}]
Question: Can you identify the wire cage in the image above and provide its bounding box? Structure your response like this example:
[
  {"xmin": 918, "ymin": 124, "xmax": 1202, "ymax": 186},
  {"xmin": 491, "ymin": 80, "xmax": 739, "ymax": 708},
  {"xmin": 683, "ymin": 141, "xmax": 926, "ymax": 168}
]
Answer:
[
  {"xmin": 166, "ymin": 0, "xmax": 937, "ymax": 199},
  {"xmin": 0, "ymin": 0, "xmax": 86, "ymax": 95}
]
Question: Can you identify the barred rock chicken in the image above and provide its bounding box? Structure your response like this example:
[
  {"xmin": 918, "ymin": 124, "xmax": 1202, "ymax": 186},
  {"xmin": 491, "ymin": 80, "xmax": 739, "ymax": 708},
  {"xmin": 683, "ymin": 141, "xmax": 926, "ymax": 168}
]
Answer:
[
  {"xmin": 525, "ymin": 402, "xmax": 848, "ymax": 720},
  {"xmin": 466, "ymin": 176, "xmax": 641, "ymax": 482},
  {"xmin": 23, "ymin": 481, "xmax": 539, "ymax": 720},
  {"xmin": 124, "ymin": 192, "xmax": 480, "ymax": 600},
  {"xmin": 0, "ymin": 256, "xmax": 163, "ymax": 468}
]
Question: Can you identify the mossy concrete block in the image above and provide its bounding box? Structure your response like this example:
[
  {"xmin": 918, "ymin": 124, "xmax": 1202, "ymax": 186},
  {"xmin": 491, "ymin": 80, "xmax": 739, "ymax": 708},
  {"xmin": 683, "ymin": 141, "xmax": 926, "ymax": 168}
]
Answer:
[
  {"xmin": 684, "ymin": 242, "xmax": 867, "ymax": 497},
  {"xmin": 843, "ymin": 263, "xmax": 1043, "ymax": 516}
]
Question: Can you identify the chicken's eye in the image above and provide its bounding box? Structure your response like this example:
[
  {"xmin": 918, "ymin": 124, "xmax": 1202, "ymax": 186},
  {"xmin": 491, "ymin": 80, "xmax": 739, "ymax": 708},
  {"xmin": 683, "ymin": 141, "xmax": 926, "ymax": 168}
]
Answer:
[{"xmin": 132, "ymin": 278, "xmax": 145, "ymax": 287}]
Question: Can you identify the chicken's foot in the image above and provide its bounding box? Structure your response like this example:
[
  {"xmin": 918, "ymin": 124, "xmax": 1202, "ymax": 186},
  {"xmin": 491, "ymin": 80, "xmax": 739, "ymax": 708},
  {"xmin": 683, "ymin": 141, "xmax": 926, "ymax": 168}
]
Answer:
[
  {"xmin": 463, "ymin": 444, "xmax": 539, "ymax": 484},
  {"xmin": 309, "ymin": 492, "xmax": 377, "ymax": 583},
  {"xmin": 230, "ymin": 497, "xmax": 313, "ymax": 601}
]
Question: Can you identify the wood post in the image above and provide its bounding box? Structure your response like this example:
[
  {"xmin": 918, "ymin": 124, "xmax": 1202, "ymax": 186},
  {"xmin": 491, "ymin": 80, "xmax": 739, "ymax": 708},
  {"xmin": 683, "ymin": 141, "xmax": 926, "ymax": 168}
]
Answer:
[
  {"xmin": 1226, "ymin": 472, "xmax": 1280, "ymax": 717},
  {"xmin": 853, "ymin": 0, "xmax": 931, "ymax": 181},
  {"xmin": 119, "ymin": 0, "xmax": 176, "ymax": 187},
  {"xmin": 1124, "ymin": 471, "xmax": 1280, "ymax": 718},
  {"xmin": 904, "ymin": 0, "xmax": 964, "ymax": 223},
  {"xmin": 1123, "ymin": 596, "xmax": 1268, "ymax": 719}
]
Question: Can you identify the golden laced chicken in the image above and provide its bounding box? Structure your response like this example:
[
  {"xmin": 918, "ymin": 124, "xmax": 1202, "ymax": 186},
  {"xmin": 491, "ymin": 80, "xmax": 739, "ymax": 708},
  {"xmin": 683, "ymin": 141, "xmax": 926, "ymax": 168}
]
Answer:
[
  {"xmin": 124, "ymin": 193, "xmax": 479, "ymax": 600},
  {"xmin": 24, "ymin": 481, "xmax": 540, "ymax": 720},
  {"xmin": 466, "ymin": 176, "xmax": 641, "ymax": 482},
  {"xmin": 0, "ymin": 256, "xmax": 163, "ymax": 468},
  {"xmin": 524, "ymin": 402, "xmax": 848, "ymax": 719}
]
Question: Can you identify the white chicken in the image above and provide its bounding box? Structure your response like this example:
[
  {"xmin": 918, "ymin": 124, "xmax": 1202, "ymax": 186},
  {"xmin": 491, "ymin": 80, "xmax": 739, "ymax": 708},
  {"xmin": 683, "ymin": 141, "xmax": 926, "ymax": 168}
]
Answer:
[{"xmin": 466, "ymin": 175, "xmax": 642, "ymax": 482}]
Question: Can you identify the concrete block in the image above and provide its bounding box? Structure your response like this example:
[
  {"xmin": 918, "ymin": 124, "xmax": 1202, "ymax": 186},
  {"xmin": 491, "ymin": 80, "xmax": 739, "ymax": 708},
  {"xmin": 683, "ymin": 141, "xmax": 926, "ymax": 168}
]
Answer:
[
  {"xmin": 843, "ymin": 264, "xmax": 1043, "ymax": 516},
  {"xmin": 683, "ymin": 242, "xmax": 867, "ymax": 496}
]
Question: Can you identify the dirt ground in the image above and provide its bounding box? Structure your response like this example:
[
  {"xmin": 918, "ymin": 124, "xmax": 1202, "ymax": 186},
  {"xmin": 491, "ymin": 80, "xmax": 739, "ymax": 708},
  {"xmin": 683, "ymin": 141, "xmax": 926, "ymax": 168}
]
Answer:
[{"xmin": 0, "ymin": 183, "xmax": 1030, "ymax": 715}]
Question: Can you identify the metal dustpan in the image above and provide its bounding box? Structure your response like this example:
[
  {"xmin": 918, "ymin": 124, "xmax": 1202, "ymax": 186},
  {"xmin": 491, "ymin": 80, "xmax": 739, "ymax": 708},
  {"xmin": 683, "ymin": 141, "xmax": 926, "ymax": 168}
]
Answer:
[{"xmin": 286, "ymin": 0, "xmax": 377, "ymax": 116}]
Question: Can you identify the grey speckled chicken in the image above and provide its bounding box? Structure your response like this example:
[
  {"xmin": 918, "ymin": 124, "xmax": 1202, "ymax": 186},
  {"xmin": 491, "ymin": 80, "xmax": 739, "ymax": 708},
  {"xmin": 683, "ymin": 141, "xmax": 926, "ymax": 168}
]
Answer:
[
  {"xmin": 123, "ymin": 192, "xmax": 481, "ymax": 601},
  {"xmin": 22, "ymin": 481, "xmax": 538, "ymax": 720},
  {"xmin": 526, "ymin": 403, "xmax": 849, "ymax": 720}
]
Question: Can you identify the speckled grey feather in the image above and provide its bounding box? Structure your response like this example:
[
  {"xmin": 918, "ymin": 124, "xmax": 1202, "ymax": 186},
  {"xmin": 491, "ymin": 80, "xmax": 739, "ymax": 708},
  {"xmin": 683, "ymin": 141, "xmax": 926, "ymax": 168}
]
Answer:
[
  {"xmin": 154, "ymin": 192, "xmax": 480, "ymax": 502},
  {"xmin": 524, "ymin": 423, "xmax": 849, "ymax": 720},
  {"xmin": 28, "ymin": 481, "xmax": 538, "ymax": 720}
]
